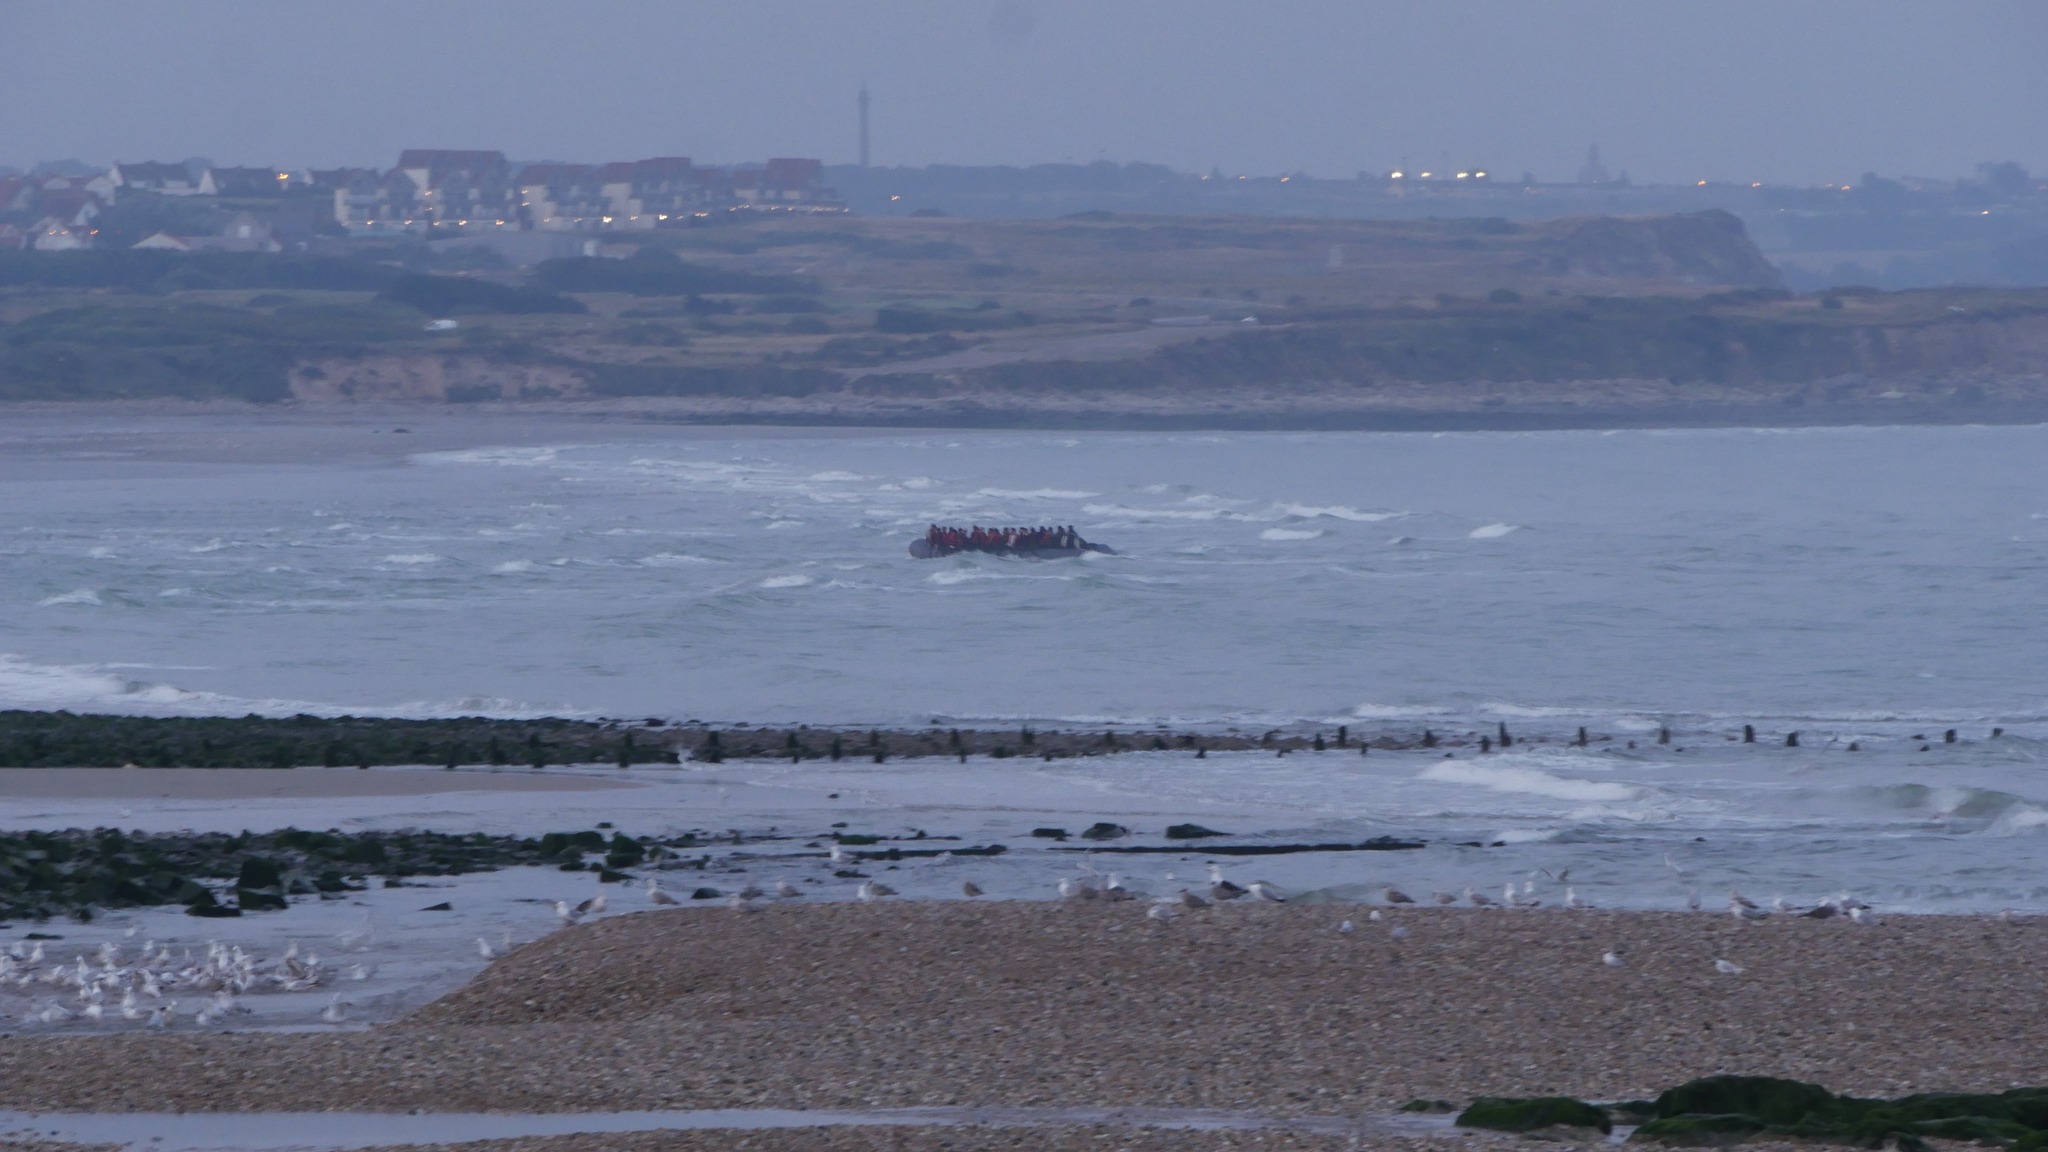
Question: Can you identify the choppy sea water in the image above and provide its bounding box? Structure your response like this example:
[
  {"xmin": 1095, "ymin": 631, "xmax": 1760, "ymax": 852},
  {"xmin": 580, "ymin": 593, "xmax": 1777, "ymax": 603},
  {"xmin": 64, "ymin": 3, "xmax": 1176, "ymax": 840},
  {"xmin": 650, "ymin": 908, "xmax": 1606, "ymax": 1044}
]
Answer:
[{"xmin": 2, "ymin": 419, "xmax": 2046, "ymax": 909}]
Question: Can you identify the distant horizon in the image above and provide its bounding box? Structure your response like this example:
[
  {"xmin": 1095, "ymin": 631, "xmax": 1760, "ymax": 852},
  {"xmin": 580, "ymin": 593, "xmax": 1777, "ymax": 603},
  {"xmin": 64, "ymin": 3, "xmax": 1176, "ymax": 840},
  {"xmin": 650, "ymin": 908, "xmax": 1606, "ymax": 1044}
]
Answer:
[
  {"xmin": 3, "ymin": 153, "xmax": 2034, "ymax": 193},
  {"xmin": 2, "ymin": 0, "xmax": 2041, "ymax": 187}
]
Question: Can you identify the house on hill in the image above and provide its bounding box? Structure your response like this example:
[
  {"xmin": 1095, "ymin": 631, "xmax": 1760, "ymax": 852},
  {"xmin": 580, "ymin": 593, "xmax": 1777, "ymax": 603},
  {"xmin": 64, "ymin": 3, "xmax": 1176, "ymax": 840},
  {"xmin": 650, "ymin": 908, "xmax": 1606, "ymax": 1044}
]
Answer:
[
  {"xmin": 199, "ymin": 166, "xmax": 291, "ymax": 197},
  {"xmin": 31, "ymin": 217, "xmax": 91, "ymax": 250},
  {"xmin": 215, "ymin": 211, "xmax": 280, "ymax": 252},
  {"xmin": 733, "ymin": 158, "xmax": 841, "ymax": 210},
  {"xmin": 334, "ymin": 168, "xmax": 421, "ymax": 232},
  {"xmin": 515, "ymin": 163, "xmax": 607, "ymax": 231},
  {"xmin": 598, "ymin": 157, "xmax": 704, "ymax": 226},
  {"xmin": 111, "ymin": 161, "xmax": 202, "ymax": 196},
  {"xmin": 396, "ymin": 149, "xmax": 514, "ymax": 227},
  {"xmin": 35, "ymin": 187, "xmax": 102, "ymax": 229},
  {"xmin": 132, "ymin": 232, "xmax": 195, "ymax": 251}
]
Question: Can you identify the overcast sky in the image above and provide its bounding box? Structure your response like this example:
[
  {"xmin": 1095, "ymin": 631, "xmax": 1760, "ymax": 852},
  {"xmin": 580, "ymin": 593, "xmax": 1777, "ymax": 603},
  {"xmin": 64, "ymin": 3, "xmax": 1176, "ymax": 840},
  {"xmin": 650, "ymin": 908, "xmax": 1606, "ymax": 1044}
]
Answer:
[{"xmin": 3, "ymin": 0, "xmax": 2043, "ymax": 184}]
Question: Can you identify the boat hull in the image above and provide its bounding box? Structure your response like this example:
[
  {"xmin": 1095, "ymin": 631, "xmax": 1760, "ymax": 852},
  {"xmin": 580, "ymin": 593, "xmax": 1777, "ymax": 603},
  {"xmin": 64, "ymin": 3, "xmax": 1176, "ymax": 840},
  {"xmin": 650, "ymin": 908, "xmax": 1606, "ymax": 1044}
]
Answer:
[{"xmin": 909, "ymin": 540, "xmax": 1113, "ymax": 559}]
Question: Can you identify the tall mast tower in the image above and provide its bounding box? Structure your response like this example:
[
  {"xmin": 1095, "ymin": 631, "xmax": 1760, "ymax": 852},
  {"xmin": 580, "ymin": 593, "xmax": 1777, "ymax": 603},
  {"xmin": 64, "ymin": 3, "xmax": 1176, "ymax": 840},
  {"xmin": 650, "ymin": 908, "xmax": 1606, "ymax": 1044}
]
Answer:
[{"xmin": 857, "ymin": 83, "xmax": 871, "ymax": 168}]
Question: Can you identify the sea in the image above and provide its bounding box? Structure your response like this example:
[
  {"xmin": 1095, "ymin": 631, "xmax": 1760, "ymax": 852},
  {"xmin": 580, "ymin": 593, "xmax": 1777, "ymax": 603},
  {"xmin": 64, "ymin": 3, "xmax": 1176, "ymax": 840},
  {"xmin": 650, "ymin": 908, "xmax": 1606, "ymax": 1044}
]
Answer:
[{"xmin": 3, "ymin": 415, "xmax": 2047, "ymax": 912}]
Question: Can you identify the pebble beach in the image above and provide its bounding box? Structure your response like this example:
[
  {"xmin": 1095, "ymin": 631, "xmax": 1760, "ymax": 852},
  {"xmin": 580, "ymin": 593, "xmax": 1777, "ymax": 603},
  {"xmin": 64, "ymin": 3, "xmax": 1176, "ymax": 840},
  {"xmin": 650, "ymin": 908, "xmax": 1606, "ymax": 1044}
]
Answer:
[{"xmin": 1, "ymin": 903, "xmax": 2042, "ymax": 1127}]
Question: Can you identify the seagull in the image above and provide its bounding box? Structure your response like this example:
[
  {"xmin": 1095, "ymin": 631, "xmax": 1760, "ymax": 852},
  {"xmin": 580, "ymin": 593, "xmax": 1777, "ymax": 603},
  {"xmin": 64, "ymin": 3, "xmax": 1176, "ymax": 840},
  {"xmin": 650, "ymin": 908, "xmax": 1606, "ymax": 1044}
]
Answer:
[
  {"xmin": 1176, "ymin": 889, "xmax": 1209, "ymax": 910},
  {"xmin": 856, "ymin": 880, "xmax": 896, "ymax": 901},
  {"xmin": 1801, "ymin": 903, "xmax": 1838, "ymax": 920},
  {"xmin": 1464, "ymin": 885, "xmax": 1496, "ymax": 908},
  {"xmin": 960, "ymin": 880, "xmax": 983, "ymax": 898},
  {"xmin": 553, "ymin": 900, "xmax": 581, "ymax": 926},
  {"xmin": 1389, "ymin": 925, "xmax": 1409, "ymax": 939},
  {"xmin": 1248, "ymin": 881, "xmax": 1287, "ymax": 903},
  {"xmin": 1058, "ymin": 877, "xmax": 1098, "ymax": 900},
  {"xmin": 827, "ymin": 843, "xmax": 851, "ymax": 865},
  {"xmin": 1602, "ymin": 951, "xmax": 1626, "ymax": 968},
  {"xmin": 1772, "ymin": 896, "xmax": 1802, "ymax": 914},
  {"xmin": 1565, "ymin": 887, "xmax": 1588, "ymax": 909},
  {"xmin": 1686, "ymin": 890, "xmax": 1702, "ymax": 912},
  {"xmin": 319, "ymin": 995, "xmax": 348, "ymax": 1024},
  {"xmin": 727, "ymin": 893, "xmax": 758, "ymax": 914},
  {"xmin": 1849, "ymin": 906, "xmax": 1883, "ymax": 925},
  {"xmin": 1103, "ymin": 874, "xmax": 1132, "ymax": 901},
  {"xmin": 1431, "ymin": 891, "xmax": 1456, "ymax": 905},
  {"xmin": 646, "ymin": 878, "xmax": 679, "ymax": 906},
  {"xmin": 1731, "ymin": 900, "xmax": 1771, "ymax": 923},
  {"xmin": 146, "ymin": 1003, "xmax": 173, "ymax": 1029},
  {"xmin": 1339, "ymin": 920, "xmax": 1355, "ymax": 933},
  {"xmin": 336, "ymin": 916, "xmax": 375, "ymax": 953},
  {"xmin": 476, "ymin": 937, "xmax": 498, "ymax": 960},
  {"xmin": 573, "ymin": 894, "xmax": 607, "ymax": 917},
  {"xmin": 776, "ymin": 879, "xmax": 802, "ymax": 899},
  {"xmin": 1208, "ymin": 865, "xmax": 1247, "ymax": 902},
  {"xmin": 1729, "ymin": 888, "xmax": 1759, "ymax": 910},
  {"xmin": 1541, "ymin": 867, "xmax": 1572, "ymax": 884},
  {"xmin": 1714, "ymin": 958, "xmax": 1744, "ymax": 975},
  {"xmin": 1367, "ymin": 909, "xmax": 1383, "ymax": 921},
  {"xmin": 738, "ymin": 884, "xmax": 765, "ymax": 901},
  {"xmin": 1146, "ymin": 902, "xmax": 1177, "ymax": 922},
  {"xmin": 1383, "ymin": 887, "xmax": 1416, "ymax": 904}
]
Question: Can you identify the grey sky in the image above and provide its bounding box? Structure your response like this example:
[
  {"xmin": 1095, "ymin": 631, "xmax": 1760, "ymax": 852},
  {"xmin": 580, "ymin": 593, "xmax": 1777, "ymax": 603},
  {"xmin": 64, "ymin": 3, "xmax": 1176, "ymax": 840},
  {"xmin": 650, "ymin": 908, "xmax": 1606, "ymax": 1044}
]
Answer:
[{"xmin": 3, "ymin": 0, "xmax": 2043, "ymax": 184}]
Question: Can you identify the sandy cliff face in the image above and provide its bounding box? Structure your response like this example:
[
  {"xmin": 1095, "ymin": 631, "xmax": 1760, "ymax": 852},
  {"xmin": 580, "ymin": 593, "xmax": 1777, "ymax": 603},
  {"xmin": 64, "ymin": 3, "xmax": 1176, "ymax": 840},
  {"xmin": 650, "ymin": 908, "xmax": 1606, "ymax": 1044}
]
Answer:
[
  {"xmin": 1548, "ymin": 210, "xmax": 1784, "ymax": 287},
  {"xmin": 290, "ymin": 356, "xmax": 587, "ymax": 402}
]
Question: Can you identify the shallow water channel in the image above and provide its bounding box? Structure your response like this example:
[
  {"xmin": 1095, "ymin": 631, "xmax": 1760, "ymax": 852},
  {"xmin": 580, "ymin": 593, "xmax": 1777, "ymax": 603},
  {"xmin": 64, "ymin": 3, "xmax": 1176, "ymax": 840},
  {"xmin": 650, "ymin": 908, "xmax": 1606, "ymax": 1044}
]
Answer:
[{"xmin": 0, "ymin": 1106, "xmax": 1471, "ymax": 1150}]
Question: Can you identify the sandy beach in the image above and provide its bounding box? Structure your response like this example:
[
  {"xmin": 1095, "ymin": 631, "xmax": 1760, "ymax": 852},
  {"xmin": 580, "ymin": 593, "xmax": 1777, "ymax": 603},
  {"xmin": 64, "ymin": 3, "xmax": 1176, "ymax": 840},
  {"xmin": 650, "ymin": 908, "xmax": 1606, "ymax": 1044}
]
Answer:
[
  {"xmin": 0, "ymin": 766, "xmax": 641, "ymax": 802},
  {"xmin": 1, "ymin": 903, "xmax": 2040, "ymax": 1121}
]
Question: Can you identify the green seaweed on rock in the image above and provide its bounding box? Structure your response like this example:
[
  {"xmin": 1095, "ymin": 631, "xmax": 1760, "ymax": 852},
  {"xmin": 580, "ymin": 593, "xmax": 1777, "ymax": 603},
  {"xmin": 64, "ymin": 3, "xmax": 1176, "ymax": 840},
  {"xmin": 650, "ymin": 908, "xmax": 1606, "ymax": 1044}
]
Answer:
[{"xmin": 1456, "ymin": 1096, "xmax": 1613, "ymax": 1135}]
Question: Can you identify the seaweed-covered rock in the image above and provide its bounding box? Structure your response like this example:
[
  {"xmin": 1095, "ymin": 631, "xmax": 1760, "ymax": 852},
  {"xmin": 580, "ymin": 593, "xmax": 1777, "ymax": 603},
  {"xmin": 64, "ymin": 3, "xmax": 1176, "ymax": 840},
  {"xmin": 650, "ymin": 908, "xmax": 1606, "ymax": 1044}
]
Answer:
[
  {"xmin": 1165, "ymin": 823, "xmax": 1227, "ymax": 839},
  {"xmin": 1079, "ymin": 822, "xmax": 1129, "ymax": 841},
  {"xmin": 1654, "ymin": 1076, "xmax": 1838, "ymax": 1127},
  {"xmin": 184, "ymin": 888, "xmax": 241, "ymax": 918},
  {"xmin": 1630, "ymin": 1114, "xmax": 1771, "ymax": 1145},
  {"xmin": 1457, "ymin": 1097, "xmax": 1613, "ymax": 1135},
  {"xmin": 1398, "ymin": 1099, "xmax": 1457, "ymax": 1113},
  {"xmin": 235, "ymin": 856, "xmax": 289, "ymax": 911},
  {"xmin": 1636, "ymin": 1076, "xmax": 2048, "ymax": 1150}
]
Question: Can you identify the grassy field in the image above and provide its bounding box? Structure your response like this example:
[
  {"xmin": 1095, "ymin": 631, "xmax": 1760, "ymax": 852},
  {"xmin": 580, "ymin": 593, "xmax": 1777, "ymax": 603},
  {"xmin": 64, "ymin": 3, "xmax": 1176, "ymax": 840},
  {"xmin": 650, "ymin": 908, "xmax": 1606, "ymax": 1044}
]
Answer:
[{"xmin": 2, "ymin": 211, "xmax": 2043, "ymax": 420}]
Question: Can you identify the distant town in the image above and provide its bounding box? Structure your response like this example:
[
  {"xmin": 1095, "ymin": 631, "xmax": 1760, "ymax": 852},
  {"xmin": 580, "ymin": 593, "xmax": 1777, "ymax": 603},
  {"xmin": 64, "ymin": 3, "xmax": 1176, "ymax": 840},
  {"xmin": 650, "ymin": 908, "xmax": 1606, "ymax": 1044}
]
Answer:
[
  {"xmin": 3, "ymin": 147, "xmax": 2045, "ymax": 291},
  {"xmin": 0, "ymin": 151, "xmax": 842, "ymax": 256}
]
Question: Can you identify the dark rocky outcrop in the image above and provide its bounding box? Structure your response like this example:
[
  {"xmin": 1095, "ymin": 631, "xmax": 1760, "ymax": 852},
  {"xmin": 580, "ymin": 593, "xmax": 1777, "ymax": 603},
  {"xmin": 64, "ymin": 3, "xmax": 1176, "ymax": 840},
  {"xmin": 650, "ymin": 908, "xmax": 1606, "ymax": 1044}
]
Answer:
[
  {"xmin": 1457, "ymin": 1096, "xmax": 1613, "ymax": 1135},
  {"xmin": 1632, "ymin": 1075, "xmax": 2048, "ymax": 1151}
]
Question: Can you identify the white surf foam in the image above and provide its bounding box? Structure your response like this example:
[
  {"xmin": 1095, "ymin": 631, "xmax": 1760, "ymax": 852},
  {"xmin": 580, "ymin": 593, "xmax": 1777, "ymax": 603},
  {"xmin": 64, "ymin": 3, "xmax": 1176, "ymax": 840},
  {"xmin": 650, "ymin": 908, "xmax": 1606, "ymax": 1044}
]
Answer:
[
  {"xmin": 1259, "ymin": 528, "xmax": 1325, "ymax": 541},
  {"xmin": 381, "ymin": 553, "xmax": 441, "ymax": 565},
  {"xmin": 977, "ymin": 488, "xmax": 1100, "ymax": 500},
  {"xmin": 1278, "ymin": 504, "xmax": 1405, "ymax": 522},
  {"xmin": 1419, "ymin": 759, "xmax": 1641, "ymax": 802},
  {"xmin": 37, "ymin": 588, "xmax": 102, "ymax": 607},
  {"xmin": 760, "ymin": 574, "xmax": 812, "ymax": 589},
  {"xmin": 1468, "ymin": 523, "xmax": 1520, "ymax": 539}
]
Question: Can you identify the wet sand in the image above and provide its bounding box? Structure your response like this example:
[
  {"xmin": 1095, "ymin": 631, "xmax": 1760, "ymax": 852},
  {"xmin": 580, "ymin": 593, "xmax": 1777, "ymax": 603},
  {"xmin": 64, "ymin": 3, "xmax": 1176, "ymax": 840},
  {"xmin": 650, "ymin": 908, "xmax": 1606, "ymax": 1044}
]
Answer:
[
  {"xmin": 0, "ymin": 767, "xmax": 641, "ymax": 801},
  {"xmin": 0, "ymin": 903, "xmax": 2041, "ymax": 1118}
]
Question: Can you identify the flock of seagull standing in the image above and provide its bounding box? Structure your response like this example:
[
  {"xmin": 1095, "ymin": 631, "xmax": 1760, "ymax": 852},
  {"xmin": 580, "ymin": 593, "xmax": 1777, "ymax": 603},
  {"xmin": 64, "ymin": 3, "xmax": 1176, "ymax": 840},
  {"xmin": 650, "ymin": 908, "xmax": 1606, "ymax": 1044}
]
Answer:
[{"xmin": 0, "ymin": 933, "xmax": 370, "ymax": 1030}]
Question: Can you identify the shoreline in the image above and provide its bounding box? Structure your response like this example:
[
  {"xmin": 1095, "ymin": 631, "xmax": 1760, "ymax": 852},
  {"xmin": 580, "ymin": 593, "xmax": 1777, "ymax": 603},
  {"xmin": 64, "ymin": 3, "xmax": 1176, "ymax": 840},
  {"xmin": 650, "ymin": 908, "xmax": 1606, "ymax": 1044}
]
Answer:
[
  {"xmin": 2, "ymin": 395, "xmax": 2048, "ymax": 437},
  {"xmin": 1, "ymin": 903, "xmax": 2041, "ymax": 1118}
]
